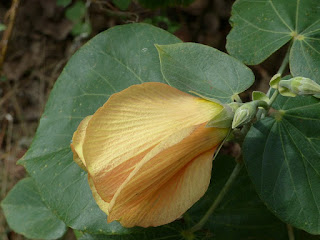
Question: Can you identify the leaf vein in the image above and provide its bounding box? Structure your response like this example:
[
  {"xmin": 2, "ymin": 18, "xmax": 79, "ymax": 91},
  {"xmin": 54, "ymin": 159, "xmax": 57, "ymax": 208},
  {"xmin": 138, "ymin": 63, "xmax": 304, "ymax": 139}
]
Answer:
[{"xmin": 269, "ymin": 0, "xmax": 294, "ymax": 32}]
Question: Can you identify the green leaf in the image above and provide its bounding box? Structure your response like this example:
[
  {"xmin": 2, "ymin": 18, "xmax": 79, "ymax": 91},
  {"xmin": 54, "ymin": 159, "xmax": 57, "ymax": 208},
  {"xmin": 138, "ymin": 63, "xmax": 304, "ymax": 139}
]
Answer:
[
  {"xmin": 226, "ymin": 0, "xmax": 320, "ymax": 82},
  {"xmin": 18, "ymin": 23, "xmax": 181, "ymax": 235},
  {"xmin": 66, "ymin": 1, "xmax": 86, "ymax": 22},
  {"xmin": 57, "ymin": 0, "xmax": 72, "ymax": 7},
  {"xmin": 290, "ymin": 31, "xmax": 320, "ymax": 84},
  {"xmin": 1, "ymin": 178, "xmax": 67, "ymax": 239},
  {"xmin": 157, "ymin": 43, "xmax": 255, "ymax": 103},
  {"xmin": 112, "ymin": 0, "xmax": 131, "ymax": 10},
  {"xmin": 77, "ymin": 222, "xmax": 185, "ymax": 240},
  {"xmin": 243, "ymin": 94, "xmax": 320, "ymax": 234}
]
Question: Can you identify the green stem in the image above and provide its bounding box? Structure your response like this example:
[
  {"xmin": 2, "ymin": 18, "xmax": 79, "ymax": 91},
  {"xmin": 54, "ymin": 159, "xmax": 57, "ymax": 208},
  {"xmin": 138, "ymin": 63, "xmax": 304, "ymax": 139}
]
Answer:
[
  {"xmin": 257, "ymin": 42, "xmax": 292, "ymax": 120},
  {"xmin": 190, "ymin": 162, "xmax": 243, "ymax": 233},
  {"xmin": 256, "ymin": 100, "xmax": 269, "ymax": 110},
  {"xmin": 268, "ymin": 89, "xmax": 279, "ymax": 107},
  {"xmin": 277, "ymin": 42, "xmax": 291, "ymax": 75},
  {"xmin": 257, "ymin": 90, "xmax": 279, "ymax": 119},
  {"xmin": 287, "ymin": 224, "xmax": 295, "ymax": 240}
]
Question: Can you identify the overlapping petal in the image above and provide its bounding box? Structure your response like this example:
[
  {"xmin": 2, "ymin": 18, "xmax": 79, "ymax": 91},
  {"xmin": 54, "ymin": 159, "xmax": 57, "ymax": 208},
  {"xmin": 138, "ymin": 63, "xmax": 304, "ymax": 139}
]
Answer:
[
  {"xmin": 107, "ymin": 123, "xmax": 228, "ymax": 227},
  {"xmin": 70, "ymin": 115, "xmax": 92, "ymax": 170},
  {"xmin": 82, "ymin": 82, "xmax": 224, "ymax": 203},
  {"xmin": 88, "ymin": 177, "xmax": 110, "ymax": 215}
]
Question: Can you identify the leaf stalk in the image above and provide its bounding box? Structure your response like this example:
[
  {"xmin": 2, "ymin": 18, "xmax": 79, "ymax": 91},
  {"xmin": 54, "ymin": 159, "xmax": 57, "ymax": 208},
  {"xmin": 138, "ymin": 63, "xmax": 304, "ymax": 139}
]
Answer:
[
  {"xmin": 287, "ymin": 224, "xmax": 295, "ymax": 240},
  {"xmin": 268, "ymin": 89, "xmax": 279, "ymax": 107},
  {"xmin": 277, "ymin": 41, "xmax": 291, "ymax": 75}
]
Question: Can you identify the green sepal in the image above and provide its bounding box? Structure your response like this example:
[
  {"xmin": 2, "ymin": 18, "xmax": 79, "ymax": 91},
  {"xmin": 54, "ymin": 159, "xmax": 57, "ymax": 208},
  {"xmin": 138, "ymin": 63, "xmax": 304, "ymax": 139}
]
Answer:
[
  {"xmin": 252, "ymin": 91, "xmax": 269, "ymax": 103},
  {"xmin": 278, "ymin": 80, "xmax": 297, "ymax": 97},
  {"xmin": 206, "ymin": 104, "xmax": 238, "ymax": 128},
  {"xmin": 270, "ymin": 73, "xmax": 282, "ymax": 89},
  {"xmin": 191, "ymin": 90, "xmax": 237, "ymax": 128}
]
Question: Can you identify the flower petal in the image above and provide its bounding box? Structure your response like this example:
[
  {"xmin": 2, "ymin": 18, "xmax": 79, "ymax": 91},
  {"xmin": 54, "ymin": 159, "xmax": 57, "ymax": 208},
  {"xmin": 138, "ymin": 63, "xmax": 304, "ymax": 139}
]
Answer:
[
  {"xmin": 83, "ymin": 83, "xmax": 223, "ymax": 202},
  {"xmin": 107, "ymin": 123, "xmax": 228, "ymax": 227},
  {"xmin": 70, "ymin": 115, "xmax": 92, "ymax": 170},
  {"xmin": 88, "ymin": 176, "xmax": 109, "ymax": 215}
]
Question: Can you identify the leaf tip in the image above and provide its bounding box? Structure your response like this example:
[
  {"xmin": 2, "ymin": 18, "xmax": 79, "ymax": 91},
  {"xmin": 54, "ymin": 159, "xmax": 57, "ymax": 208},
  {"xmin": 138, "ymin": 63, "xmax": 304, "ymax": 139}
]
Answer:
[{"xmin": 154, "ymin": 44, "xmax": 166, "ymax": 53}]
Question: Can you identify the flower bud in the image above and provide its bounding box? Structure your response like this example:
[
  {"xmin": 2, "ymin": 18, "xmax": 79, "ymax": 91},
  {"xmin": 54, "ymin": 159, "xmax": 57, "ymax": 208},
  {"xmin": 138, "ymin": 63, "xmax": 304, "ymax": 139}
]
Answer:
[
  {"xmin": 279, "ymin": 77, "xmax": 320, "ymax": 97},
  {"xmin": 232, "ymin": 100, "xmax": 268, "ymax": 129},
  {"xmin": 71, "ymin": 82, "xmax": 230, "ymax": 228}
]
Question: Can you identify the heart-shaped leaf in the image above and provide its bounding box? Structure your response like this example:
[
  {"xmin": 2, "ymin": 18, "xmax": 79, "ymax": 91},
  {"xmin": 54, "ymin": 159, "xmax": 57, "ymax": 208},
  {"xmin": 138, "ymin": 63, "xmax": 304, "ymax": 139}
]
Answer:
[
  {"xmin": 18, "ymin": 23, "xmax": 181, "ymax": 235},
  {"xmin": 243, "ymin": 95, "xmax": 320, "ymax": 234},
  {"xmin": 226, "ymin": 0, "xmax": 320, "ymax": 82},
  {"xmin": 1, "ymin": 178, "xmax": 67, "ymax": 239},
  {"xmin": 157, "ymin": 43, "xmax": 255, "ymax": 103}
]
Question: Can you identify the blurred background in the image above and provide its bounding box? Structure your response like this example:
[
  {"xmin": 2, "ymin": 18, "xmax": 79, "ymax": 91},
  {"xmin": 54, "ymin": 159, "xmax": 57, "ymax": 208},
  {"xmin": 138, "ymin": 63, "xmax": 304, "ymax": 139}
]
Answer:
[{"xmin": 0, "ymin": 0, "xmax": 284, "ymax": 239}]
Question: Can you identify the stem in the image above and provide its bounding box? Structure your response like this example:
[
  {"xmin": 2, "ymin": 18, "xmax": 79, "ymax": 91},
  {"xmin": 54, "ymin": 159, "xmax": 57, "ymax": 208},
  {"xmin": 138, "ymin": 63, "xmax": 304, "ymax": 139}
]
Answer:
[
  {"xmin": 94, "ymin": 0, "xmax": 140, "ymax": 21},
  {"xmin": 268, "ymin": 89, "xmax": 279, "ymax": 107},
  {"xmin": 257, "ymin": 42, "xmax": 292, "ymax": 120},
  {"xmin": 257, "ymin": 90, "xmax": 278, "ymax": 119},
  {"xmin": 287, "ymin": 224, "xmax": 295, "ymax": 240},
  {"xmin": 277, "ymin": 42, "xmax": 291, "ymax": 75},
  {"xmin": 256, "ymin": 100, "xmax": 269, "ymax": 110},
  {"xmin": 256, "ymin": 109, "xmax": 265, "ymax": 121},
  {"xmin": 0, "ymin": 0, "xmax": 20, "ymax": 73},
  {"xmin": 190, "ymin": 162, "xmax": 243, "ymax": 233}
]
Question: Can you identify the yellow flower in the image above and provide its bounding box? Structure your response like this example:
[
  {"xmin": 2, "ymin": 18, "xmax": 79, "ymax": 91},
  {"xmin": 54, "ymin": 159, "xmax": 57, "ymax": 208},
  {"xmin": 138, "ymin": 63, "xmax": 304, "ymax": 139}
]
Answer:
[{"xmin": 71, "ymin": 82, "xmax": 229, "ymax": 228}]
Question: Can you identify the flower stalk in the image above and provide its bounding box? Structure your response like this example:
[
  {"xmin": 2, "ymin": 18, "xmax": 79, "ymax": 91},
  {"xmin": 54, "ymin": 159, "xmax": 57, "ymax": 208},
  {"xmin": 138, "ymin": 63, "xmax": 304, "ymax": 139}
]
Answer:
[{"xmin": 190, "ymin": 160, "xmax": 243, "ymax": 233}]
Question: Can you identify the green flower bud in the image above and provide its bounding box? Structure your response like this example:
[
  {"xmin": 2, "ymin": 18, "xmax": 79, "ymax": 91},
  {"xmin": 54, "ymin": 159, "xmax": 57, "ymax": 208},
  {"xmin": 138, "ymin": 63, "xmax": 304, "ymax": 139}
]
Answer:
[
  {"xmin": 232, "ymin": 100, "xmax": 268, "ymax": 129},
  {"xmin": 292, "ymin": 77, "xmax": 320, "ymax": 95},
  {"xmin": 232, "ymin": 107, "xmax": 251, "ymax": 129},
  {"xmin": 278, "ymin": 77, "xmax": 320, "ymax": 97}
]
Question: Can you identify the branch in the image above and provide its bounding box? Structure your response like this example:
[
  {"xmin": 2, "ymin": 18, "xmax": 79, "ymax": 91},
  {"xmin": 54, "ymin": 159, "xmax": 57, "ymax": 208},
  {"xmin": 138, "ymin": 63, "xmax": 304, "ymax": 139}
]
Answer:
[{"xmin": 0, "ymin": 0, "xmax": 20, "ymax": 73}]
